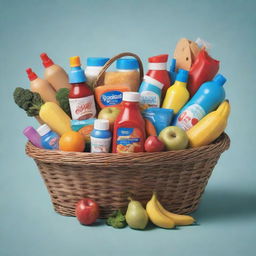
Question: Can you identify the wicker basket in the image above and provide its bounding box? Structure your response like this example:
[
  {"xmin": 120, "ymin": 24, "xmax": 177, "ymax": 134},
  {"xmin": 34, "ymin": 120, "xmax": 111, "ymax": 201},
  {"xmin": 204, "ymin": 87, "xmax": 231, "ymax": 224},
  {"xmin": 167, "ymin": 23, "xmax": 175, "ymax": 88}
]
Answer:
[{"xmin": 25, "ymin": 133, "xmax": 230, "ymax": 218}]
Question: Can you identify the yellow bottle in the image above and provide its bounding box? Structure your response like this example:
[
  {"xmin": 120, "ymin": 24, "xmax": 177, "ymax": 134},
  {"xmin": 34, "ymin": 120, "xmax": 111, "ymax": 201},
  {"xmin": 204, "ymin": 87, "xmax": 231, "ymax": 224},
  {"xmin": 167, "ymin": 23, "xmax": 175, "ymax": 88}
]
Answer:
[{"xmin": 162, "ymin": 69, "xmax": 189, "ymax": 114}]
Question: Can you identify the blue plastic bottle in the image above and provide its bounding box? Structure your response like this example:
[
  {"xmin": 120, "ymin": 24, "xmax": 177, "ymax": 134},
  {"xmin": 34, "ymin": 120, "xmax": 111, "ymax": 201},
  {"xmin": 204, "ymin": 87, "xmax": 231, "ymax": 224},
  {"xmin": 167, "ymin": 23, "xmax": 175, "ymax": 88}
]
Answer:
[
  {"xmin": 172, "ymin": 74, "xmax": 226, "ymax": 131},
  {"xmin": 90, "ymin": 119, "xmax": 112, "ymax": 153},
  {"xmin": 37, "ymin": 124, "xmax": 59, "ymax": 150}
]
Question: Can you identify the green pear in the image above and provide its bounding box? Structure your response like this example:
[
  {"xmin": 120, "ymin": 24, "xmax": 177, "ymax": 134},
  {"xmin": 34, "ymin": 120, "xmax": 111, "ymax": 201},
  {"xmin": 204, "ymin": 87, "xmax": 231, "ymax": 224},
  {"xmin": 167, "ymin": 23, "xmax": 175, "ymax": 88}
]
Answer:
[{"xmin": 126, "ymin": 198, "xmax": 148, "ymax": 230}]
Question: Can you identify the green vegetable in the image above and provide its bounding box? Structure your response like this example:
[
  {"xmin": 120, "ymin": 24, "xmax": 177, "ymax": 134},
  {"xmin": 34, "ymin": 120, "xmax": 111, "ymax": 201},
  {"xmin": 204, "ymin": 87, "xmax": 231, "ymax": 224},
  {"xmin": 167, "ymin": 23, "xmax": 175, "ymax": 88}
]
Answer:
[
  {"xmin": 106, "ymin": 210, "xmax": 127, "ymax": 228},
  {"xmin": 56, "ymin": 88, "xmax": 71, "ymax": 118},
  {"xmin": 13, "ymin": 87, "xmax": 44, "ymax": 116}
]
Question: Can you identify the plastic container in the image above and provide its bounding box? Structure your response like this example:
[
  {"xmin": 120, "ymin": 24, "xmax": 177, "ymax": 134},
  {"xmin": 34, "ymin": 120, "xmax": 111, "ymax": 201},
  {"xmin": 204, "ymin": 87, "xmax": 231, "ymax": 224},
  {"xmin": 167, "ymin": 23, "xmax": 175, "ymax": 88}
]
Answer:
[
  {"xmin": 90, "ymin": 119, "xmax": 112, "ymax": 153},
  {"xmin": 162, "ymin": 69, "xmax": 190, "ymax": 114},
  {"xmin": 23, "ymin": 126, "xmax": 42, "ymax": 148},
  {"xmin": 40, "ymin": 53, "xmax": 71, "ymax": 91},
  {"xmin": 146, "ymin": 54, "xmax": 171, "ymax": 96},
  {"xmin": 112, "ymin": 92, "xmax": 146, "ymax": 153},
  {"xmin": 84, "ymin": 57, "xmax": 110, "ymax": 89},
  {"xmin": 173, "ymin": 74, "xmax": 226, "ymax": 131},
  {"xmin": 68, "ymin": 56, "xmax": 96, "ymax": 120},
  {"xmin": 37, "ymin": 124, "xmax": 59, "ymax": 150},
  {"xmin": 26, "ymin": 68, "xmax": 58, "ymax": 104},
  {"xmin": 104, "ymin": 58, "xmax": 140, "ymax": 92},
  {"xmin": 138, "ymin": 75, "xmax": 164, "ymax": 109}
]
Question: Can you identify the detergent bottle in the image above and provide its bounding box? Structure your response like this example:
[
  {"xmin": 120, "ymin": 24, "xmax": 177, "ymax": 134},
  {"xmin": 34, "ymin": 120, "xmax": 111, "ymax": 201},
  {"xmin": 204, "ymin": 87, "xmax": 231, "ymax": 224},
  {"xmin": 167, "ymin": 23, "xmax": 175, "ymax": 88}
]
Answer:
[
  {"xmin": 172, "ymin": 74, "xmax": 226, "ymax": 131},
  {"xmin": 146, "ymin": 54, "xmax": 171, "ymax": 96},
  {"xmin": 162, "ymin": 69, "xmax": 189, "ymax": 114},
  {"xmin": 112, "ymin": 92, "xmax": 146, "ymax": 153}
]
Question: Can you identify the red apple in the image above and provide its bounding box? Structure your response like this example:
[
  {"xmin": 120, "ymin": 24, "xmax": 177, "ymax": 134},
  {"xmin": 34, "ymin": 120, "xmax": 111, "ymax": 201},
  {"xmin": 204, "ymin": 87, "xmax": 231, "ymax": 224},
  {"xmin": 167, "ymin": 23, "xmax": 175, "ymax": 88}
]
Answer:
[
  {"xmin": 75, "ymin": 198, "xmax": 100, "ymax": 225},
  {"xmin": 144, "ymin": 136, "xmax": 165, "ymax": 152}
]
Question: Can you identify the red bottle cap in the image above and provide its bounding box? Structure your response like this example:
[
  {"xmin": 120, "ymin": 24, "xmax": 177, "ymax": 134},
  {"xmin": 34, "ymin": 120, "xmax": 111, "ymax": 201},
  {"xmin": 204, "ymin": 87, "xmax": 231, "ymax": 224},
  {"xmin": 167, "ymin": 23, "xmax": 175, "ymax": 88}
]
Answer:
[
  {"xmin": 40, "ymin": 53, "xmax": 54, "ymax": 68},
  {"xmin": 148, "ymin": 54, "xmax": 168, "ymax": 63},
  {"xmin": 26, "ymin": 68, "xmax": 38, "ymax": 81}
]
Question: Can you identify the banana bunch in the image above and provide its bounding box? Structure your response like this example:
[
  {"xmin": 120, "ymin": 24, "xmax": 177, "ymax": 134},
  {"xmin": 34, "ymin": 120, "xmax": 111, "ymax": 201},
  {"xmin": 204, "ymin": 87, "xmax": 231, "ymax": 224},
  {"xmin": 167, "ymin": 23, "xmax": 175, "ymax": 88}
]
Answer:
[
  {"xmin": 187, "ymin": 100, "xmax": 231, "ymax": 148},
  {"xmin": 146, "ymin": 192, "xmax": 195, "ymax": 228}
]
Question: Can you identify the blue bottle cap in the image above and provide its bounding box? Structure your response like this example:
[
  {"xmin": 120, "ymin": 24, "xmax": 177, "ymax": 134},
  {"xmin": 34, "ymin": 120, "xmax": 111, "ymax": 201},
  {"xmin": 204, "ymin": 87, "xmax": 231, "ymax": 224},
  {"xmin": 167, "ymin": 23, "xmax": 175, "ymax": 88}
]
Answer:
[
  {"xmin": 116, "ymin": 58, "xmax": 139, "ymax": 70},
  {"xmin": 213, "ymin": 74, "xmax": 226, "ymax": 86},
  {"xmin": 69, "ymin": 66, "xmax": 87, "ymax": 83},
  {"xmin": 87, "ymin": 57, "xmax": 110, "ymax": 67},
  {"xmin": 176, "ymin": 69, "xmax": 189, "ymax": 83}
]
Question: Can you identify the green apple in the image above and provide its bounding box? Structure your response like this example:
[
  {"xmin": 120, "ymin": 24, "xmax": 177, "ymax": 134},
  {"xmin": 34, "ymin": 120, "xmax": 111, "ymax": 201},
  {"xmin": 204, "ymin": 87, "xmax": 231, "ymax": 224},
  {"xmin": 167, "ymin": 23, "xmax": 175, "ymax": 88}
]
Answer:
[
  {"xmin": 98, "ymin": 107, "xmax": 121, "ymax": 127},
  {"xmin": 158, "ymin": 126, "xmax": 188, "ymax": 150}
]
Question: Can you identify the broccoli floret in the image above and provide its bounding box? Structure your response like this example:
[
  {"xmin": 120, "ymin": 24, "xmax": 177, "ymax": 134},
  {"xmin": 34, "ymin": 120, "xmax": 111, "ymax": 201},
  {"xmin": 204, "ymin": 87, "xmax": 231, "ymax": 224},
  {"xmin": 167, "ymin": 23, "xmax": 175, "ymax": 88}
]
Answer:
[
  {"xmin": 106, "ymin": 210, "xmax": 127, "ymax": 228},
  {"xmin": 13, "ymin": 87, "xmax": 44, "ymax": 117},
  {"xmin": 56, "ymin": 88, "xmax": 71, "ymax": 117}
]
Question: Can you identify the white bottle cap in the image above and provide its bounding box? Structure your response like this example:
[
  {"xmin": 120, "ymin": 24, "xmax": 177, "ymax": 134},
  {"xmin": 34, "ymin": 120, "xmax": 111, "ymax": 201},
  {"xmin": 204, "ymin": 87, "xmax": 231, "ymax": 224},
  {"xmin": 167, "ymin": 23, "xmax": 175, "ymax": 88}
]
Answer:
[
  {"xmin": 94, "ymin": 119, "xmax": 109, "ymax": 130},
  {"xmin": 37, "ymin": 124, "xmax": 51, "ymax": 136},
  {"xmin": 122, "ymin": 92, "xmax": 140, "ymax": 102},
  {"xmin": 143, "ymin": 75, "xmax": 164, "ymax": 89}
]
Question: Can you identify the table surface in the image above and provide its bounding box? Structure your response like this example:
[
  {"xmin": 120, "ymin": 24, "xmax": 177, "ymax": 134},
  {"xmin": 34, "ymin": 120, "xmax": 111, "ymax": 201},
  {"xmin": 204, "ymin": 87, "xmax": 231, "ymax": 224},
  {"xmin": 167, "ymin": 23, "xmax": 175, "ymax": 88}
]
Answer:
[{"xmin": 1, "ymin": 0, "xmax": 256, "ymax": 255}]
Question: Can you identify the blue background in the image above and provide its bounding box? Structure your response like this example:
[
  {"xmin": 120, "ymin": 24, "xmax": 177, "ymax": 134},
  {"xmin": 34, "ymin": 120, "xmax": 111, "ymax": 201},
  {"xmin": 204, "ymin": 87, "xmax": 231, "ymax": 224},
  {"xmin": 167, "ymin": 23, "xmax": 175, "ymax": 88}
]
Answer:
[{"xmin": 1, "ymin": 0, "xmax": 255, "ymax": 255}]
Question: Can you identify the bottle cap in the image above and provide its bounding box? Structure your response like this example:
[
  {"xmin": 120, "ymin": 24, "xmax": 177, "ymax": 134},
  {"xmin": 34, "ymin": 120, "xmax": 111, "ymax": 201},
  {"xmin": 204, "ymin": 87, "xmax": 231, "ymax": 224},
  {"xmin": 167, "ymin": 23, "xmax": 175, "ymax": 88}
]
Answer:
[
  {"xmin": 175, "ymin": 69, "xmax": 189, "ymax": 83},
  {"xmin": 37, "ymin": 124, "xmax": 51, "ymax": 136},
  {"xmin": 148, "ymin": 54, "xmax": 168, "ymax": 63},
  {"xmin": 87, "ymin": 57, "xmax": 110, "ymax": 67},
  {"xmin": 94, "ymin": 119, "xmax": 109, "ymax": 130},
  {"xmin": 23, "ymin": 126, "xmax": 42, "ymax": 148},
  {"xmin": 213, "ymin": 74, "xmax": 226, "ymax": 86},
  {"xmin": 40, "ymin": 53, "xmax": 54, "ymax": 68},
  {"xmin": 26, "ymin": 68, "xmax": 38, "ymax": 81},
  {"xmin": 143, "ymin": 75, "xmax": 164, "ymax": 89},
  {"xmin": 122, "ymin": 92, "xmax": 140, "ymax": 102},
  {"xmin": 70, "ymin": 56, "xmax": 81, "ymax": 67},
  {"xmin": 116, "ymin": 58, "xmax": 139, "ymax": 70}
]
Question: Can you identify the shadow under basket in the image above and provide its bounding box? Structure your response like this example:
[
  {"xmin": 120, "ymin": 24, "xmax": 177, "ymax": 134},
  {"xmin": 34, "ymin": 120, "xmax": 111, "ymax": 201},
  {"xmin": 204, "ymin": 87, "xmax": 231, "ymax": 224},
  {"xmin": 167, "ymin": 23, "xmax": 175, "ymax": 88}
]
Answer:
[{"xmin": 25, "ymin": 133, "xmax": 230, "ymax": 218}]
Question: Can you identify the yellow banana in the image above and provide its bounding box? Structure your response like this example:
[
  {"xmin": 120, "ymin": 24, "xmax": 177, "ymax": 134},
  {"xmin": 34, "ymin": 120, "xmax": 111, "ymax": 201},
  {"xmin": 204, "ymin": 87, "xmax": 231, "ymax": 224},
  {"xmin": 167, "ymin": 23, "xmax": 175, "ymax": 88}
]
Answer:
[
  {"xmin": 156, "ymin": 200, "xmax": 195, "ymax": 225},
  {"xmin": 146, "ymin": 193, "xmax": 175, "ymax": 229},
  {"xmin": 187, "ymin": 100, "xmax": 230, "ymax": 147}
]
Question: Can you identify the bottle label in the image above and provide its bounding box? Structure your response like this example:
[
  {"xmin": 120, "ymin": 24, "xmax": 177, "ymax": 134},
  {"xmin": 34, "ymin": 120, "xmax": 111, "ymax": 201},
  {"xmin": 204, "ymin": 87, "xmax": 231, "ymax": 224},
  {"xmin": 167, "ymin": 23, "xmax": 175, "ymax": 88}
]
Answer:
[
  {"xmin": 176, "ymin": 104, "xmax": 206, "ymax": 131},
  {"xmin": 100, "ymin": 91, "xmax": 123, "ymax": 106},
  {"xmin": 69, "ymin": 95, "xmax": 96, "ymax": 120},
  {"xmin": 140, "ymin": 91, "xmax": 160, "ymax": 109},
  {"xmin": 116, "ymin": 128, "xmax": 142, "ymax": 153},
  {"xmin": 91, "ymin": 137, "xmax": 111, "ymax": 153}
]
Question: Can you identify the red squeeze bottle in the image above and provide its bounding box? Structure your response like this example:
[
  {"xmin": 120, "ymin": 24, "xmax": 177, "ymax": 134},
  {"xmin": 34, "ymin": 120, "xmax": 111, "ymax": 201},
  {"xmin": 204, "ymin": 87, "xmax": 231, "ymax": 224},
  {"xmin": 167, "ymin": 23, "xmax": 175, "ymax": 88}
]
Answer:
[
  {"xmin": 146, "ymin": 54, "xmax": 171, "ymax": 97},
  {"xmin": 188, "ymin": 49, "xmax": 219, "ymax": 97}
]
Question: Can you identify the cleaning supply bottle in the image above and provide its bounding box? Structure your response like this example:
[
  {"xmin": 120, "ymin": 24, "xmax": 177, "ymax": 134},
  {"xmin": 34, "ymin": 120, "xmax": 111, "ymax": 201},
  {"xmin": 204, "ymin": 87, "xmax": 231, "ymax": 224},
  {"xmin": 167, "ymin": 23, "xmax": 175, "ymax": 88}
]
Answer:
[
  {"xmin": 40, "ymin": 53, "xmax": 71, "ymax": 91},
  {"xmin": 23, "ymin": 126, "xmax": 42, "ymax": 148},
  {"xmin": 37, "ymin": 124, "xmax": 59, "ymax": 150},
  {"xmin": 112, "ymin": 92, "xmax": 146, "ymax": 153},
  {"xmin": 162, "ymin": 69, "xmax": 189, "ymax": 114},
  {"xmin": 172, "ymin": 74, "xmax": 226, "ymax": 131},
  {"xmin": 104, "ymin": 58, "xmax": 140, "ymax": 92},
  {"xmin": 84, "ymin": 57, "xmax": 110, "ymax": 89},
  {"xmin": 169, "ymin": 58, "xmax": 177, "ymax": 85},
  {"xmin": 90, "ymin": 119, "xmax": 112, "ymax": 153},
  {"xmin": 68, "ymin": 56, "xmax": 96, "ymax": 120},
  {"xmin": 146, "ymin": 54, "xmax": 171, "ymax": 97},
  {"xmin": 26, "ymin": 68, "xmax": 58, "ymax": 104},
  {"xmin": 138, "ymin": 75, "xmax": 164, "ymax": 110}
]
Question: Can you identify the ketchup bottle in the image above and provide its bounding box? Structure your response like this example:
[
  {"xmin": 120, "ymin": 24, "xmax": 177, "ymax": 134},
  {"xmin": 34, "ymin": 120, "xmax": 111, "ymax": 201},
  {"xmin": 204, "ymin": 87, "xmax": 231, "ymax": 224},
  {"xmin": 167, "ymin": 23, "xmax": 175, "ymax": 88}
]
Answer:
[
  {"xmin": 68, "ymin": 56, "xmax": 96, "ymax": 120},
  {"xmin": 112, "ymin": 92, "xmax": 146, "ymax": 153},
  {"xmin": 146, "ymin": 54, "xmax": 171, "ymax": 97}
]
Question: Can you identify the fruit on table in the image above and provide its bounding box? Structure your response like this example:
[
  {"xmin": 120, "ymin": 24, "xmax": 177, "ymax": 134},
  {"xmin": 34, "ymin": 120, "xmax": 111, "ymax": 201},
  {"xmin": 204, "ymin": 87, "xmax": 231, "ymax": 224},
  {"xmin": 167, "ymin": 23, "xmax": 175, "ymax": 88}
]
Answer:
[
  {"xmin": 144, "ymin": 136, "xmax": 165, "ymax": 152},
  {"xmin": 158, "ymin": 126, "xmax": 188, "ymax": 150},
  {"xmin": 59, "ymin": 131, "xmax": 85, "ymax": 152},
  {"xmin": 146, "ymin": 193, "xmax": 175, "ymax": 229},
  {"xmin": 75, "ymin": 198, "xmax": 100, "ymax": 225},
  {"xmin": 187, "ymin": 100, "xmax": 230, "ymax": 147},
  {"xmin": 98, "ymin": 107, "xmax": 121, "ymax": 129},
  {"xmin": 106, "ymin": 210, "xmax": 127, "ymax": 228},
  {"xmin": 126, "ymin": 197, "xmax": 148, "ymax": 230}
]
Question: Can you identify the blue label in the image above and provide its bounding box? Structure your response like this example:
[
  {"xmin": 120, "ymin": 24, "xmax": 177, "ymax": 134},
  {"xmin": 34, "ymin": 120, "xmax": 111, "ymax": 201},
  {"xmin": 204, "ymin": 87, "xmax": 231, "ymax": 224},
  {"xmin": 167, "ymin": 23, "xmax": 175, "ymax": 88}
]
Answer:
[
  {"xmin": 117, "ymin": 128, "xmax": 133, "ymax": 136},
  {"xmin": 101, "ymin": 91, "xmax": 123, "ymax": 106}
]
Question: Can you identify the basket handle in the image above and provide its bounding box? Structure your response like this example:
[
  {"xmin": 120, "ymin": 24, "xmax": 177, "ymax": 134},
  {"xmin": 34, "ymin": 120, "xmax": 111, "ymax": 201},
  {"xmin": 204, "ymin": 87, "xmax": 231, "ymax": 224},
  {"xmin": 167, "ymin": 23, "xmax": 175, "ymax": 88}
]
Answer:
[{"xmin": 92, "ymin": 52, "xmax": 144, "ymax": 89}]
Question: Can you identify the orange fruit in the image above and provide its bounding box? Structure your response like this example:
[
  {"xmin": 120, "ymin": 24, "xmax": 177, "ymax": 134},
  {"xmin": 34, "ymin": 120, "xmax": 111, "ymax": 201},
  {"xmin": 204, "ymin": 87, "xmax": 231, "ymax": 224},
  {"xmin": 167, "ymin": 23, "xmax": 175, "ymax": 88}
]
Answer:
[{"xmin": 59, "ymin": 131, "xmax": 85, "ymax": 152}]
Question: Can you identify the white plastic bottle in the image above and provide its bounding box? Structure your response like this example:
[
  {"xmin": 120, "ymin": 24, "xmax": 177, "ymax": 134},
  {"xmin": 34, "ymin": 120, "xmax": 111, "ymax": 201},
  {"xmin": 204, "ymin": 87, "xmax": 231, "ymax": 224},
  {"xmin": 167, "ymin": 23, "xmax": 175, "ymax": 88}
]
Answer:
[{"xmin": 84, "ymin": 57, "xmax": 109, "ymax": 89}]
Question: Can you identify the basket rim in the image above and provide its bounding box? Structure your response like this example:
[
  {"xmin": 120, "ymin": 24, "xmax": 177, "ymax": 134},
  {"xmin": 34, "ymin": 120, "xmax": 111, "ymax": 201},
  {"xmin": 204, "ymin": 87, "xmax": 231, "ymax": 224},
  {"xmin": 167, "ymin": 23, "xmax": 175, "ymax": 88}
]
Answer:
[{"xmin": 25, "ymin": 133, "xmax": 230, "ymax": 166}]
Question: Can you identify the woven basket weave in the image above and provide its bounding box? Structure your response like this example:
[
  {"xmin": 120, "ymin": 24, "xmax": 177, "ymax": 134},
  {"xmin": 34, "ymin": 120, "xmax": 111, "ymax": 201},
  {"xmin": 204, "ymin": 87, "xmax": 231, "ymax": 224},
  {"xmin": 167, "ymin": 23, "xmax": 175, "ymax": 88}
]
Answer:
[{"xmin": 25, "ymin": 133, "xmax": 230, "ymax": 218}]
